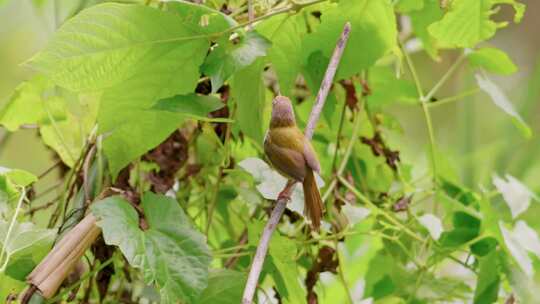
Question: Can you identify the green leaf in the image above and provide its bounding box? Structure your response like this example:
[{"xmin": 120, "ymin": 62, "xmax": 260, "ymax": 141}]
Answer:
[
  {"xmin": 395, "ymin": 0, "xmax": 424, "ymax": 13},
  {"xmin": 164, "ymin": 1, "xmax": 236, "ymax": 35},
  {"xmin": 440, "ymin": 178, "xmax": 480, "ymax": 206},
  {"xmin": 257, "ymin": 14, "xmax": 305, "ymax": 96},
  {"xmin": 0, "ymin": 75, "xmax": 63, "ymax": 131},
  {"xmin": 269, "ymin": 234, "xmax": 306, "ymax": 304},
  {"xmin": 230, "ymin": 59, "xmax": 267, "ymax": 145},
  {"xmin": 468, "ymin": 47, "xmax": 518, "ymax": 75},
  {"xmin": 0, "ymin": 273, "xmax": 26, "ymax": 301},
  {"xmin": 473, "ymin": 250, "xmax": 500, "ymax": 304},
  {"xmin": 28, "ymin": 3, "xmax": 210, "ymax": 92},
  {"xmin": 475, "ymin": 73, "xmax": 532, "ymax": 138},
  {"xmin": 0, "ymin": 168, "xmax": 37, "ymax": 188},
  {"xmin": 428, "ymin": 0, "xmax": 526, "ymax": 48},
  {"xmin": 0, "ymin": 221, "xmax": 55, "ymax": 278},
  {"xmin": 196, "ymin": 124, "xmax": 224, "ymax": 166},
  {"xmin": 152, "ymin": 93, "xmax": 225, "ymax": 119},
  {"xmin": 492, "ymin": 174, "xmax": 536, "ymax": 219},
  {"xmin": 440, "ymin": 212, "xmax": 481, "ymax": 247},
  {"xmin": 368, "ymin": 66, "xmax": 419, "ymax": 108},
  {"xmin": 471, "ymin": 237, "xmax": 498, "ymax": 257},
  {"xmin": 26, "ymin": 3, "xmax": 218, "ymax": 177},
  {"xmin": 201, "ymin": 32, "xmax": 270, "ymax": 92},
  {"xmin": 198, "ymin": 269, "xmax": 246, "ymax": 304},
  {"xmin": 40, "ymin": 94, "xmax": 98, "ymax": 167},
  {"xmin": 302, "ymin": 0, "xmax": 397, "ymax": 79},
  {"xmin": 92, "ymin": 193, "xmax": 211, "ymax": 303},
  {"xmin": 409, "ymin": 0, "xmax": 444, "ymax": 59}
]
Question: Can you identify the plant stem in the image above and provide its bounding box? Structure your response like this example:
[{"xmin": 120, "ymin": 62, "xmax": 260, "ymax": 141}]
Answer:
[
  {"xmin": 337, "ymin": 176, "xmax": 424, "ymax": 242},
  {"xmin": 322, "ymin": 111, "xmax": 362, "ymax": 202},
  {"xmin": 422, "ymin": 53, "xmax": 466, "ymax": 103},
  {"xmin": 331, "ymin": 99, "xmax": 348, "ymax": 172},
  {"xmin": 241, "ymin": 22, "xmax": 351, "ymax": 304},
  {"xmin": 426, "ymin": 88, "xmax": 480, "ymax": 108},
  {"xmin": 0, "ymin": 187, "xmax": 26, "ymax": 271}
]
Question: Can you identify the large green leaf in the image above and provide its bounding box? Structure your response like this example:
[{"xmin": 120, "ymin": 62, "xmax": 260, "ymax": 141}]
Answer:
[
  {"xmin": 92, "ymin": 192, "xmax": 211, "ymax": 303},
  {"xmin": 468, "ymin": 47, "xmax": 517, "ymax": 75},
  {"xmin": 269, "ymin": 234, "xmax": 306, "ymax": 304},
  {"xmin": 26, "ymin": 3, "xmax": 232, "ymax": 177},
  {"xmin": 27, "ymin": 3, "xmax": 215, "ymax": 92},
  {"xmin": 396, "ymin": 0, "xmax": 424, "ymax": 13},
  {"xmin": 0, "ymin": 221, "xmax": 55, "ymax": 279},
  {"xmin": 198, "ymin": 269, "xmax": 246, "ymax": 304},
  {"xmin": 201, "ymin": 32, "xmax": 270, "ymax": 92},
  {"xmin": 230, "ymin": 59, "xmax": 267, "ymax": 145},
  {"xmin": 257, "ymin": 14, "xmax": 305, "ymax": 96},
  {"xmin": 302, "ymin": 0, "xmax": 397, "ymax": 79},
  {"xmin": 428, "ymin": 0, "xmax": 525, "ymax": 48},
  {"xmin": 473, "ymin": 250, "xmax": 500, "ymax": 304}
]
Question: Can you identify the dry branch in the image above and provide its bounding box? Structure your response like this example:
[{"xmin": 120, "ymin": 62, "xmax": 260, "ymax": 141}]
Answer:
[{"xmin": 241, "ymin": 22, "xmax": 351, "ymax": 304}]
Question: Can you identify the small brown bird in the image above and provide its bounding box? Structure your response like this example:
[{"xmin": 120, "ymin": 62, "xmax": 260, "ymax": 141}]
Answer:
[{"xmin": 264, "ymin": 96, "xmax": 323, "ymax": 229}]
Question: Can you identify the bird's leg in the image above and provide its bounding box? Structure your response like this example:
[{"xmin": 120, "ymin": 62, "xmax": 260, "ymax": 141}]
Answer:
[{"xmin": 277, "ymin": 180, "xmax": 296, "ymax": 202}]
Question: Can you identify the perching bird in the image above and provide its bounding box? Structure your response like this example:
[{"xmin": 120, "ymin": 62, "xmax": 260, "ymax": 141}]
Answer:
[{"xmin": 264, "ymin": 96, "xmax": 323, "ymax": 230}]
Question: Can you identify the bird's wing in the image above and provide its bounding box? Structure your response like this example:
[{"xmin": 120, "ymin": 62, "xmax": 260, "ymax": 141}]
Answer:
[
  {"xmin": 303, "ymin": 140, "xmax": 320, "ymax": 173},
  {"xmin": 264, "ymin": 129, "xmax": 306, "ymax": 181}
]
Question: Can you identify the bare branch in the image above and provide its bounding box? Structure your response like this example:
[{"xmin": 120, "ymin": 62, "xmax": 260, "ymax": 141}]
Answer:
[{"xmin": 241, "ymin": 21, "xmax": 351, "ymax": 304}]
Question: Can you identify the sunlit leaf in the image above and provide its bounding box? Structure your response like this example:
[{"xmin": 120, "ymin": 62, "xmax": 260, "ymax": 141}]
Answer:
[
  {"xmin": 396, "ymin": 0, "xmax": 424, "ymax": 13},
  {"xmin": 468, "ymin": 47, "xmax": 517, "ymax": 75},
  {"xmin": 409, "ymin": 0, "xmax": 444, "ymax": 59},
  {"xmin": 302, "ymin": 0, "xmax": 397, "ymax": 79},
  {"xmin": 257, "ymin": 14, "xmax": 305, "ymax": 96},
  {"xmin": 0, "ymin": 75, "xmax": 63, "ymax": 131},
  {"xmin": 428, "ymin": 0, "xmax": 525, "ymax": 48}
]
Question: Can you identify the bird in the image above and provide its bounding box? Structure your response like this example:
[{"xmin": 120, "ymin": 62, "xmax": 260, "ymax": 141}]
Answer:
[{"xmin": 264, "ymin": 95, "xmax": 323, "ymax": 230}]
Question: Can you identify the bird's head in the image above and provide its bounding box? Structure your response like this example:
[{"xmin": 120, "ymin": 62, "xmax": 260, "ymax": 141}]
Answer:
[{"xmin": 270, "ymin": 96, "xmax": 296, "ymax": 128}]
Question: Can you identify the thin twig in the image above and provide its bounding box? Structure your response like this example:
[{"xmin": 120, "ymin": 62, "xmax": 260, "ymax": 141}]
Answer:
[
  {"xmin": 0, "ymin": 188, "xmax": 26, "ymax": 271},
  {"xmin": 37, "ymin": 161, "xmax": 62, "ymax": 180},
  {"xmin": 241, "ymin": 22, "xmax": 351, "ymax": 304},
  {"xmin": 247, "ymin": 0, "xmax": 254, "ymax": 30}
]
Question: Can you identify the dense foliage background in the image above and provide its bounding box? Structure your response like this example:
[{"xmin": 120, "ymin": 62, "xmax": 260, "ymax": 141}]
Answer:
[{"xmin": 0, "ymin": 0, "xmax": 539, "ymax": 303}]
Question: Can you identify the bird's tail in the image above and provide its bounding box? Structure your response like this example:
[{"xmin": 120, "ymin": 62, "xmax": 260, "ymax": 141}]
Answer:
[{"xmin": 303, "ymin": 169, "xmax": 323, "ymax": 230}]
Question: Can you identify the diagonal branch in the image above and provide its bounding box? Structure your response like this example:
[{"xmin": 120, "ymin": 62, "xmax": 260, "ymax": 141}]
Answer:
[{"xmin": 241, "ymin": 22, "xmax": 351, "ymax": 304}]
